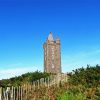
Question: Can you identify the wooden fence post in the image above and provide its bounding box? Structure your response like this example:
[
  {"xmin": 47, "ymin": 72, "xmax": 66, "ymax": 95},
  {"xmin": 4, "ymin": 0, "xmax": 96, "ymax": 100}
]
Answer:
[
  {"xmin": 6, "ymin": 87, "xmax": 10, "ymax": 100},
  {"xmin": 57, "ymin": 74, "xmax": 61, "ymax": 87},
  {"xmin": 49, "ymin": 75, "xmax": 52, "ymax": 86},
  {"xmin": 26, "ymin": 84, "xmax": 27, "ymax": 98},
  {"xmin": 19, "ymin": 86, "xmax": 21, "ymax": 100},
  {"xmin": 66, "ymin": 74, "xmax": 68, "ymax": 82},
  {"xmin": 44, "ymin": 78, "xmax": 47, "ymax": 87},
  {"xmin": 33, "ymin": 81, "xmax": 35, "ymax": 91},
  {"xmin": 11, "ymin": 86, "xmax": 13, "ymax": 100},
  {"xmin": 37, "ymin": 80, "xmax": 39, "ymax": 89},
  {"xmin": 3, "ymin": 88, "xmax": 6, "ymax": 100},
  {"xmin": 0, "ymin": 87, "xmax": 2, "ymax": 100},
  {"xmin": 16, "ymin": 87, "xmax": 18, "ymax": 100},
  {"xmin": 21, "ymin": 86, "xmax": 23, "ymax": 100},
  {"xmin": 13, "ymin": 87, "xmax": 15, "ymax": 100},
  {"xmin": 47, "ymin": 77, "xmax": 50, "ymax": 88}
]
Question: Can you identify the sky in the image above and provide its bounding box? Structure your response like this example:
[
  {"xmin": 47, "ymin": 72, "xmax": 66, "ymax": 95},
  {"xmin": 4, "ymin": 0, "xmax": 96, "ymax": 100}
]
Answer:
[{"xmin": 0, "ymin": 0, "xmax": 100, "ymax": 79}]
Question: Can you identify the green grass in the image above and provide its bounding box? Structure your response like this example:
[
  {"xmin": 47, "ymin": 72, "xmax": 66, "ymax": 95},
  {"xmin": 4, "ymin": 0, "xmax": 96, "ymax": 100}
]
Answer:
[{"xmin": 57, "ymin": 90, "xmax": 86, "ymax": 100}]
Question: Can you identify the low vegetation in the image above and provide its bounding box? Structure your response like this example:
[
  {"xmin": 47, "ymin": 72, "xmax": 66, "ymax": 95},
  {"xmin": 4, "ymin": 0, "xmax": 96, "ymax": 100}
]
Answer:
[
  {"xmin": 57, "ymin": 64, "xmax": 100, "ymax": 100},
  {"xmin": 0, "ymin": 65, "xmax": 100, "ymax": 100},
  {"xmin": 0, "ymin": 71, "xmax": 50, "ymax": 87}
]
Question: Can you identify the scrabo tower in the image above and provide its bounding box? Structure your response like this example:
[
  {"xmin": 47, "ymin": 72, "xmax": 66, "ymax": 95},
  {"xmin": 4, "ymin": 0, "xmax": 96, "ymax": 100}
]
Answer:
[{"xmin": 43, "ymin": 32, "xmax": 61, "ymax": 73}]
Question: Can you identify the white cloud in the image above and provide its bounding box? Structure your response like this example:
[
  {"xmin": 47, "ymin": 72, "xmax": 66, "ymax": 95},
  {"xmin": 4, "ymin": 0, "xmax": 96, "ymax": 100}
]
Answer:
[
  {"xmin": 1, "ymin": 49, "xmax": 100, "ymax": 79},
  {"xmin": 0, "ymin": 66, "xmax": 39, "ymax": 80},
  {"xmin": 62, "ymin": 49, "xmax": 100, "ymax": 72}
]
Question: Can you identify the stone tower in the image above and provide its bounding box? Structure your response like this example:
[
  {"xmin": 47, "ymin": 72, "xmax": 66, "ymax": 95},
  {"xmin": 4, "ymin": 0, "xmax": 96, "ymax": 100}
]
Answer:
[{"xmin": 43, "ymin": 32, "xmax": 61, "ymax": 74}]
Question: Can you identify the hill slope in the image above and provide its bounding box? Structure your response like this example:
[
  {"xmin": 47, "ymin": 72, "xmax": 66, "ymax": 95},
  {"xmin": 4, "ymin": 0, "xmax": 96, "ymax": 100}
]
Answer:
[{"xmin": 0, "ymin": 71, "xmax": 50, "ymax": 87}]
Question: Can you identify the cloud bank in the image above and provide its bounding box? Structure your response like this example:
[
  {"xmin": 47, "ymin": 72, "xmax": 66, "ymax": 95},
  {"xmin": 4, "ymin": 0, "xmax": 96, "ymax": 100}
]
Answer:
[
  {"xmin": 0, "ymin": 67, "xmax": 38, "ymax": 80},
  {"xmin": 62, "ymin": 49, "xmax": 100, "ymax": 72}
]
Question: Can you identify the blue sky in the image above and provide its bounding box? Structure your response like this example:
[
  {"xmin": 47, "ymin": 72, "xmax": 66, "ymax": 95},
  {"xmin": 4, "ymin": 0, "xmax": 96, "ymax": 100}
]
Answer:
[{"xmin": 0, "ymin": 0, "xmax": 100, "ymax": 79}]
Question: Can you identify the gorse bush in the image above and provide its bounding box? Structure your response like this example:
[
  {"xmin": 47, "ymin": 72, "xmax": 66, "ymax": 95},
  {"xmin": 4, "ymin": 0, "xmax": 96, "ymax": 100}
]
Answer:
[
  {"xmin": 64, "ymin": 65, "xmax": 100, "ymax": 100},
  {"xmin": 68, "ymin": 64, "xmax": 100, "ymax": 87}
]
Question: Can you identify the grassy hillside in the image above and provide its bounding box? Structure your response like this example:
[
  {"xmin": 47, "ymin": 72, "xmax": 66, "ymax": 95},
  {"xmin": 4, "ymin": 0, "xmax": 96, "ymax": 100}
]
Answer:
[
  {"xmin": 15, "ymin": 65, "xmax": 100, "ymax": 100},
  {"xmin": 58, "ymin": 65, "xmax": 100, "ymax": 99},
  {"xmin": 0, "ymin": 65, "xmax": 100, "ymax": 99},
  {"xmin": 69, "ymin": 64, "xmax": 100, "ymax": 87},
  {"xmin": 0, "ymin": 71, "xmax": 50, "ymax": 87}
]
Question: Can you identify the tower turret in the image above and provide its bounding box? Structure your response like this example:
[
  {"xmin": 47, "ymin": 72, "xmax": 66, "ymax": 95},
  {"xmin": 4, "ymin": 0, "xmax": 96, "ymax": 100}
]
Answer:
[
  {"xmin": 56, "ymin": 36, "xmax": 60, "ymax": 44},
  {"xmin": 48, "ymin": 32, "xmax": 54, "ymax": 41},
  {"xmin": 47, "ymin": 32, "xmax": 54, "ymax": 44}
]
